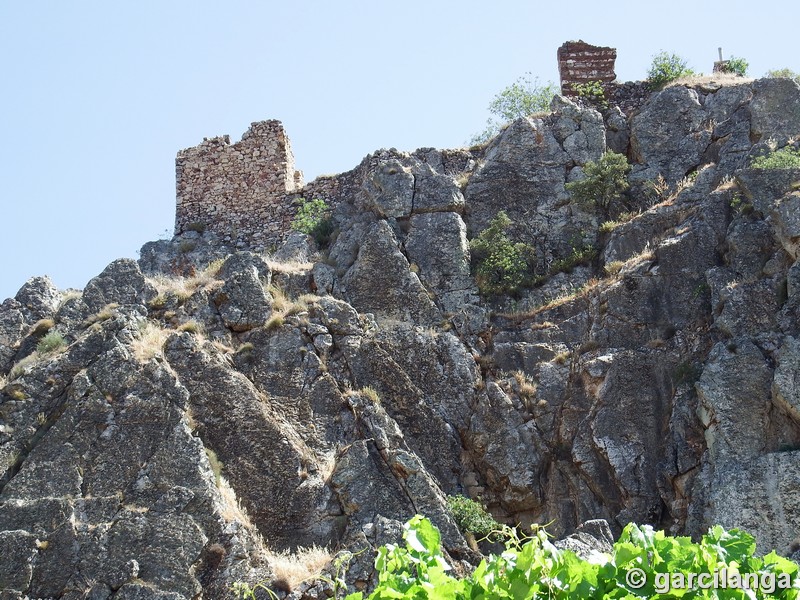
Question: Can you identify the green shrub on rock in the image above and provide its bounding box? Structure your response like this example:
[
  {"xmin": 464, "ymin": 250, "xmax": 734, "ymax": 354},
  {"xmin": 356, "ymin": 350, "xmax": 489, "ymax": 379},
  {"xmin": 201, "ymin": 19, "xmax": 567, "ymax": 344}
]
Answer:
[
  {"xmin": 565, "ymin": 151, "xmax": 630, "ymax": 212},
  {"xmin": 766, "ymin": 68, "xmax": 800, "ymax": 84},
  {"xmin": 751, "ymin": 145, "xmax": 800, "ymax": 169},
  {"xmin": 36, "ymin": 330, "xmax": 66, "ymax": 354},
  {"xmin": 469, "ymin": 211, "xmax": 536, "ymax": 297},
  {"xmin": 446, "ymin": 495, "xmax": 500, "ymax": 541},
  {"xmin": 721, "ymin": 55, "xmax": 749, "ymax": 77},
  {"xmin": 647, "ymin": 51, "xmax": 694, "ymax": 88},
  {"xmin": 291, "ymin": 197, "xmax": 334, "ymax": 247}
]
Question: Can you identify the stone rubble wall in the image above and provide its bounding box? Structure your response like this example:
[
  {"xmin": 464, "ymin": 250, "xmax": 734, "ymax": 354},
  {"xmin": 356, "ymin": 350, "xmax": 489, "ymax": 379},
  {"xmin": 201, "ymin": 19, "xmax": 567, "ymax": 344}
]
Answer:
[
  {"xmin": 604, "ymin": 81, "xmax": 653, "ymax": 116},
  {"xmin": 175, "ymin": 120, "xmax": 304, "ymax": 250}
]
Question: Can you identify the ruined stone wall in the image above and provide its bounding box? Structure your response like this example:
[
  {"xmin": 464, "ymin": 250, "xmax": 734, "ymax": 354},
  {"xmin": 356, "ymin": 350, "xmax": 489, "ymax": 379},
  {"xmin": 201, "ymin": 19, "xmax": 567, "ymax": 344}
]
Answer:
[
  {"xmin": 557, "ymin": 40, "xmax": 617, "ymax": 95},
  {"xmin": 175, "ymin": 120, "xmax": 304, "ymax": 249}
]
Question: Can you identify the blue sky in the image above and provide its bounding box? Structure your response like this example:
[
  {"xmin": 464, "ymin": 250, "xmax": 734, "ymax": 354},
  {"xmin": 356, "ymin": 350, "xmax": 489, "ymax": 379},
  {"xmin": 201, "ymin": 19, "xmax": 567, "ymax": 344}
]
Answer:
[{"xmin": 2, "ymin": 1, "xmax": 799, "ymax": 301}]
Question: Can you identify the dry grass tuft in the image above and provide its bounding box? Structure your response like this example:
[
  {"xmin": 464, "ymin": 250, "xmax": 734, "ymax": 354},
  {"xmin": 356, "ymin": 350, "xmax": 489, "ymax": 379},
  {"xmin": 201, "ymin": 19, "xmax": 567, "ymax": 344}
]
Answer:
[
  {"xmin": 131, "ymin": 321, "xmax": 170, "ymax": 362},
  {"xmin": 205, "ymin": 448, "xmax": 223, "ymax": 485},
  {"xmin": 715, "ymin": 175, "xmax": 738, "ymax": 192},
  {"xmin": 599, "ymin": 211, "xmax": 639, "ymax": 234},
  {"xmin": 30, "ymin": 318, "xmax": 55, "ymax": 336},
  {"xmin": 84, "ymin": 303, "xmax": 120, "ymax": 327},
  {"xmin": 178, "ymin": 320, "xmax": 204, "ymax": 335},
  {"xmin": 345, "ymin": 386, "xmax": 381, "ymax": 405},
  {"xmin": 235, "ymin": 342, "xmax": 255, "ymax": 356},
  {"xmin": 265, "ymin": 545, "xmax": 333, "ymax": 592},
  {"xmin": 553, "ymin": 351, "xmax": 571, "ymax": 365},
  {"xmin": 360, "ymin": 386, "xmax": 380, "ymax": 404},
  {"xmin": 203, "ymin": 258, "xmax": 225, "ymax": 277},
  {"xmin": 511, "ymin": 371, "xmax": 537, "ymax": 401},
  {"xmin": 264, "ymin": 285, "xmax": 312, "ymax": 332},
  {"xmin": 211, "ymin": 340, "xmax": 234, "ymax": 355},
  {"xmin": 265, "ymin": 255, "xmax": 313, "ymax": 275},
  {"xmin": 9, "ymin": 353, "xmax": 41, "ymax": 381},
  {"xmin": 58, "ymin": 290, "xmax": 82, "ymax": 308},
  {"xmin": 269, "ymin": 285, "xmax": 311, "ymax": 316},
  {"xmin": 604, "ymin": 260, "xmax": 625, "ymax": 276},
  {"xmin": 621, "ymin": 247, "xmax": 656, "ymax": 269},
  {"xmin": 217, "ymin": 475, "xmax": 257, "ymax": 531},
  {"xmin": 147, "ymin": 268, "xmax": 222, "ymax": 304},
  {"xmin": 526, "ymin": 277, "xmax": 603, "ymax": 316},
  {"xmin": 666, "ymin": 73, "xmax": 752, "ymax": 89},
  {"xmin": 265, "ymin": 313, "xmax": 285, "ymax": 331}
]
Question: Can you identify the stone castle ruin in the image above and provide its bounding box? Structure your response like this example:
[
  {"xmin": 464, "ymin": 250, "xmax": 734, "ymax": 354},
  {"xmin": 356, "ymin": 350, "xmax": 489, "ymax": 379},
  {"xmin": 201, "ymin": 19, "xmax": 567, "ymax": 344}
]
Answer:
[
  {"xmin": 173, "ymin": 41, "xmax": 638, "ymax": 251},
  {"xmin": 174, "ymin": 120, "xmax": 306, "ymax": 249}
]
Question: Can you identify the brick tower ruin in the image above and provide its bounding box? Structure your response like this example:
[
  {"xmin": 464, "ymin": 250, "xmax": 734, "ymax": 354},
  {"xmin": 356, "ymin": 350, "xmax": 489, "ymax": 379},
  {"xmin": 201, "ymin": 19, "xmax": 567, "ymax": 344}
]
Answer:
[{"xmin": 557, "ymin": 40, "xmax": 617, "ymax": 95}]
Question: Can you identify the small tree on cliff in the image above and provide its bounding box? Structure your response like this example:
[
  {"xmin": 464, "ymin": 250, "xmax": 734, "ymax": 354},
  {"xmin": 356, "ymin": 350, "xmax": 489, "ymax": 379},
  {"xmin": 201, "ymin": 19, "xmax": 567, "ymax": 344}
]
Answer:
[
  {"xmin": 565, "ymin": 151, "xmax": 630, "ymax": 215},
  {"xmin": 470, "ymin": 74, "xmax": 556, "ymax": 145},
  {"xmin": 470, "ymin": 211, "xmax": 536, "ymax": 297}
]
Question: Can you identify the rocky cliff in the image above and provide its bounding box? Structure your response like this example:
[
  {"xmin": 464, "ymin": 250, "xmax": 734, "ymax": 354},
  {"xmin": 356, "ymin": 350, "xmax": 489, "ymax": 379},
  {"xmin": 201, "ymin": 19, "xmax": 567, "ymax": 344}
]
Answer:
[{"xmin": 3, "ymin": 76, "xmax": 800, "ymax": 598}]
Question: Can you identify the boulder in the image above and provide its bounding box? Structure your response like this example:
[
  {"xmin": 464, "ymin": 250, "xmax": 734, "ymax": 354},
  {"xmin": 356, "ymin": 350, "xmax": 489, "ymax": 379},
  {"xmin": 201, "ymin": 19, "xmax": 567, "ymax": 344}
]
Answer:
[
  {"xmin": 412, "ymin": 174, "xmax": 465, "ymax": 214},
  {"xmin": 213, "ymin": 255, "xmax": 272, "ymax": 332},
  {"xmin": 704, "ymin": 452, "xmax": 800, "ymax": 555},
  {"xmin": 14, "ymin": 276, "xmax": 62, "ymax": 324},
  {"xmin": 362, "ymin": 160, "xmax": 414, "ymax": 218},
  {"xmin": 554, "ymin": 519, "xmax": 614, "ymax": 559},
  {"xmin": 342, "ymin": 220, "xmax": 439, "ymax": 324},
  {"xmin": 405, "ymin": 212, "xmax": 477, "ymax": 312},
  {"xmin": 630, "ymin": 86, "xmax": 710, "ymax": 184},
  {"xmin": 749, "ymin": 78, "xmax": 800, "ymax": 143},
  {"xmin": 773, "ymin": 336, "xmax": 800, "ymax": 421},
  {"xmin": 274, "ymin": 231, "xmax": 315, "ymax": 262},
  {"xmin": 82, "ymin": 259, "xmax": 157, "ymax": 314},
  {"xmin": 771, "ymin": 192, "xmax": 800, "ymax": 260},
  {"xmin": 696, "ymin": 340, "xmax": 773, "ymax": 465}
]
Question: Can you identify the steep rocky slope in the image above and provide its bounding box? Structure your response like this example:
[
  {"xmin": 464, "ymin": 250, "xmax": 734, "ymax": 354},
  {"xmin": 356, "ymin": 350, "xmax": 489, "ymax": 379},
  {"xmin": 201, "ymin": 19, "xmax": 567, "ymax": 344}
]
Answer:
[{"xmin": 3, "ymin": 76, "xmax": 800, "ymax": 598}]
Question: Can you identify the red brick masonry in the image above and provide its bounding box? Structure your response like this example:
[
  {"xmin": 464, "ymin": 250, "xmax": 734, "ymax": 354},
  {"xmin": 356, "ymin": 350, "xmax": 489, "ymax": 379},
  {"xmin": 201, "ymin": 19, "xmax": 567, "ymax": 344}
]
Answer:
[{"xmin": 557, "ymin": 40, "xmax": 617, "ymax": 95}]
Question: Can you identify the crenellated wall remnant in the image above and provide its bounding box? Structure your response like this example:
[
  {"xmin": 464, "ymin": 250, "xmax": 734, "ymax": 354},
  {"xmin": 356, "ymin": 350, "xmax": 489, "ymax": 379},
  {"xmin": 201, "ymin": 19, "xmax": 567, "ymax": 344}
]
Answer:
[
  {"xmin": 175, "ymin": 120, "xmax": 305, "ymax": 249},
  {"xmin": 557, "ymin": 40, "xmax": 617, "ymax": 95}
]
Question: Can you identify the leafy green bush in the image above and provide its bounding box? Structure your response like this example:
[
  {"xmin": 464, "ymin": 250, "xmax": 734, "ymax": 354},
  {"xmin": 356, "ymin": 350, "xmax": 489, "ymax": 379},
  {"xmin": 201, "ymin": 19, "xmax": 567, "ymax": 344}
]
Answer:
[
  {"xmin": 37, "ymin": 331, "xmax": 66, "ymax": 354},
  {"xmin": 647, "ymin": 51, "xmax": 694, "ymax": 88},
  {"xmin": 721, "ymin": 56, "xmax": 749, "ymax": 77},
  {"xmin": 470, "ymin": 74, "xmax": 556, "ymax": 145},
  {"xmin": 345, "ymin": 516, "xmax": 800, "ymax": 600},
  {"xmin": 751, "ymin": 145, "xmax": 800, "ymax": 169},
  {"xmin": 565, "ymin": 151, "xmax": 630, "ymax": 212},
  {"xmin": 571, "ymin": 80, "xmax": 608, "ymax": 108},
  {"xmin": 766, "ymin": 68, "xmax": 800, "ymax": 84},
  {"xmin": 446, "ymin": 495, "xmax": 499, "ymax": 540},
  {"xmin": 549, "ymin": 244, "xmax": 597, "ymax": 274},
  {"xmin": 291, "ymin": 197, "xmax": 334, "ymax": 246},
  {"xmin": 469, "ymin": 211, "xmax": 536, "ymax": 297}
]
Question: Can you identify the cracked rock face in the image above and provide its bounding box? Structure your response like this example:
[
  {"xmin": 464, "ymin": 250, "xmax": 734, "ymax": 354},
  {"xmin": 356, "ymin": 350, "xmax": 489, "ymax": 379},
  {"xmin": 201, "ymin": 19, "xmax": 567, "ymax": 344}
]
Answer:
[{"xmin": 4, "ymin": 78, "xmax": 800, "ymax": 597}]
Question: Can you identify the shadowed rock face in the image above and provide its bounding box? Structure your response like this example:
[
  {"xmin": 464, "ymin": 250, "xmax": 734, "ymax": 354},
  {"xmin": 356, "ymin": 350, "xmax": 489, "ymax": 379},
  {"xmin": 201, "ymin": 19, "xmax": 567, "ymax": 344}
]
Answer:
[{"xmin": 3, "ymin": 79, "xmax": 800, "ymax": 597}]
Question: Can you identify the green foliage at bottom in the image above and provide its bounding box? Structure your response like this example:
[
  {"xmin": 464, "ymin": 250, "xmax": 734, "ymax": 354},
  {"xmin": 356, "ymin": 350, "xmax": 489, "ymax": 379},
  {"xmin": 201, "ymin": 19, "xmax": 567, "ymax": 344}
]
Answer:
[{"xmin": 347, "ymin": 516, "xmax": 799, "ymax": 600}]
